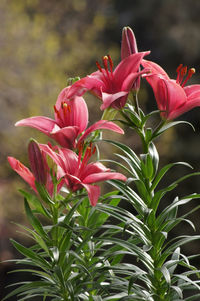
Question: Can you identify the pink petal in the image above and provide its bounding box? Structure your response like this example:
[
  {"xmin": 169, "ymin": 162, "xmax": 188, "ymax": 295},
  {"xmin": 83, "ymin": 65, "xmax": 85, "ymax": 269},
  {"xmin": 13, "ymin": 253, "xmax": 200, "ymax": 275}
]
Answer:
[
  {"xmin": 169, "ymin": 96, "xmax": 200, "ymax": 120},
  {"xmin": 51, "ymin": 125, "xmax": 79, "ymax": 148},
  {"xmin": 64, "ymin": 174, "xmax": 82, "ymax": 189},
  {"xmin": 100, "ymin": 91, "xmax": 128, "ymax": 110},
  {"xmin": 159, "ymin": 79, "xmax": 187, "ymax": 120},
  {"xmin": 7, "ymin": 157, "xmax": 36, "ymax": 191},
  {"xmin": 66, "ymin": 76, "xmax": 104, "ymax": 99},
  {"xmin": 68, "ymin": 97, "xmax": 88, "ymax": 133},
  {"xmin": 144, "ymin": 74, "xmax": 187, "ymax": 120},
  {"xmin": 39, "ymin": 144, "xmax": 66, "ymax": 172},
  {"xmin": 184, "ymin": 84, "xmax": 200, "ymax": 98},
  {"xmin": 55, "ymin": 87, "xmax": 70, "ymax": 110},
  {"xmin": 77, "ymin": 120, "xmax": 124, "ymax": 147},
  {"xmin": 83, "ymin": 171, "xmax": 127, "ymax": 184},
  {"xmin": 142, "ymin": 59, "xmax": 169, "ymax": 80},
  {"xmin": 55, "ymin": 94, "xmax": 89, "ymax": 133},
  {"xmin": 78, "ymin": 162, "xmax": 109, "ymax": 180},
  {"xmin": 121, "ymin": 69, "xmax": 149, "ymax": 92},
  {"xmin": 15, "ymin": 116, "xmax": 56, "ymax": 136},
  {"xmin": 114, "ymin": 52, "xmax": 150, "ymax": 86},
  {"xmin": 82, "ymin": 183, "xmax": 101, "ymax": 206},
  {"xmin": 57, "ymin": 148, "xmax": 78, "ymax": 175}
]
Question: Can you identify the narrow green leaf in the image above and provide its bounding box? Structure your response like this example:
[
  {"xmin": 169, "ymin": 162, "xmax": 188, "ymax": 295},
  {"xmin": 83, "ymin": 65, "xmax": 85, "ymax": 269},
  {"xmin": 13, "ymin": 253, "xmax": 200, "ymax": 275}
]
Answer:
[
  {"xmin": 24, "ymin": 199, "xmax": 48, "ymax": 240},
  {"xmin": 19, "ymin": 189, "xmax": 51, "ymax": 218},
  {"xmin": 151, "ymin": 161, "xmax": 192, "ymax": 192},
  {"xmin": 11, "ymin": 239, "xmax": 51, "ymax": 269},
  {"xmin": 155, "ymin": 120, "xmax": 195, "ymax": 137},
  {"xmin": 35, "ymin": 181, "xmax": 54, "ymax": 204}
]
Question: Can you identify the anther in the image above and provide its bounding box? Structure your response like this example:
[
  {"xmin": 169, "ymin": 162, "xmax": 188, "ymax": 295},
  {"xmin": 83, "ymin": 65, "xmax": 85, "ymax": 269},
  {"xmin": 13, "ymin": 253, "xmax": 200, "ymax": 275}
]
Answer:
[
  {"xmin": 103, "ymin": 56, "xmax": 108, "ymax": 71},
  {"xmin": 181, "ymin": 68, "xmax": 196, "ymax": 87}
]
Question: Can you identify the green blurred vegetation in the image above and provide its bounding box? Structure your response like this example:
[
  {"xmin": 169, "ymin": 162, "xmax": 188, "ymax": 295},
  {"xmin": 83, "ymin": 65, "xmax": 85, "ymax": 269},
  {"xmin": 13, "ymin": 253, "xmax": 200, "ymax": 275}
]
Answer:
[{"xmin": 1, "ymin": 0, "xmax": 200, "ymax": 298}]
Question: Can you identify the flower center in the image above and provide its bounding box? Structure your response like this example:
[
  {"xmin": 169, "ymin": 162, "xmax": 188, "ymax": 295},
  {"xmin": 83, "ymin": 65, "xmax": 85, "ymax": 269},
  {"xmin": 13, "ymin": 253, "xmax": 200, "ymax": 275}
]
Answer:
[
  {"xmin": 176, "ymin": 64, "xmax": 195, "ymax": 87},
  {"xmin": 96, "ymin": 55, "xmax": 114, "ymax": 90},
  {"xmin": 54, "ymin": 102, "xmax": 71, "ymax": 127},
  {"xmin": 77, "ymin": 143, "xmax": 96, "ymax": 178}
]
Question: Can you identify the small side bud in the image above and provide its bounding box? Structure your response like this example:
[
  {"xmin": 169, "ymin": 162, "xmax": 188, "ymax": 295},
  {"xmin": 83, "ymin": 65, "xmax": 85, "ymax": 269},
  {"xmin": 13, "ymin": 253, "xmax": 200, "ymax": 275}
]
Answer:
[
  {"xmin": 28, "ymin": 139, "xmax": 46, "ymax": 185},
  {"xmin": 67, "ymin": 76, "xmax": 80, "ymax": 86}
]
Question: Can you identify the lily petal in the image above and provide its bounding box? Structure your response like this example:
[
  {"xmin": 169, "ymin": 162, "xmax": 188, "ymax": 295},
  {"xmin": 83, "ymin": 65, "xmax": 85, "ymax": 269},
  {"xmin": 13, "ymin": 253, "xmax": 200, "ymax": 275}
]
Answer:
[
  {"xmin": 184, "ymin": 85, "xmax": 200, "ymax": 98},
  {"xmin": 82, "ymin": 183, "xmax": 101, "ymax": 206},
  {"xmin": 142, "ymin": 59, "xmax": 169, "ymax": 80},
  {"xmin": 78, "ymin": 161, "xmax": 109, "ymax": 180},
  {"xmin": 83, "ymin": 172, "xmax": 127, "ymax": 184},
  {"xmin": 57, "ymin": 148, "xmax": 78, "ymax": 175},
  {"xmin": 114, "ymin": 52, "xmax": 150, "ymax": 85},
  {"xmin": 100, "ymin": 91, "xmax": 128, "ymax": 110},
  {"xmin": 77, "ymin": 119, "xmax": 124, "ymax": 147},
  {"xmin": 66, "ymin": 76, "xmax": 104, "ymax": 99},
  {"xmin": 55, "ymin": 92, "xmax": 89, "ymax": 134},
  {"xmin": 15, "ymin": 116, "xmax": 56, "ymax": 136},
  {"xmin": 51, "ymin": 125, "xmax": 79, "ymax": 148}
]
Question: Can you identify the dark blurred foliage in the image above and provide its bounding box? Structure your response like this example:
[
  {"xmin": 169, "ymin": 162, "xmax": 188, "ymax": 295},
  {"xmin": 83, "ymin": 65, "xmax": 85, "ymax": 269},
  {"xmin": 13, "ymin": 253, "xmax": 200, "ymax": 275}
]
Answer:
[{"xmin": 1, "ymin": 0, "xmax": 200, "ymax": 299}]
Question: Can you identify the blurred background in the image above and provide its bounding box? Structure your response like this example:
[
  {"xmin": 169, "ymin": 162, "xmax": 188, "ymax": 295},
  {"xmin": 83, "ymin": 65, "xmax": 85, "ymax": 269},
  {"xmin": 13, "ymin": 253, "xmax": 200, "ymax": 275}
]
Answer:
[{"xmin": 1, "ymin": 0, "xmax": 200, "ymax": 298}]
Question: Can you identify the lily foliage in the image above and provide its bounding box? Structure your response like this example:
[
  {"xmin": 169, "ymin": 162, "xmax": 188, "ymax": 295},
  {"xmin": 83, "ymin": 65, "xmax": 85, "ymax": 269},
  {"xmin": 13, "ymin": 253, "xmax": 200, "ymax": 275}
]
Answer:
[{"xmin": 5, "ymin": 26, "xmax": 200, "ymax": 300}]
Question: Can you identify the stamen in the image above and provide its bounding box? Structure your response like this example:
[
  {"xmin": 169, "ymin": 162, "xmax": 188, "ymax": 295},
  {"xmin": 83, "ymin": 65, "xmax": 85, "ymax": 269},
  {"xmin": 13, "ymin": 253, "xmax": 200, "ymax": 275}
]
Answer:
[
  {"xmin": 103, "ymin": 56, "xmax": 108, "ymax": 70},
  {"xmin": 77, "ymin": 142, "xmax": 83, "ymax": 168},
  {"xmin": 103, "ymin": 56, "xmax": 110, "ymax": 78},
  {"xmin": 176, "ymin": 64, "xmax": 183, "ymax": 84},
  {"xmin": 181, "ymin": 66, "xmax": 187, "ymax": 77},
  {"xmin": 176, "ymin": 64, "xmax": 191, "ymax": 86},
  {"xmin": 96, "ymin": 58, "xmax": 109, "ymax": 83},
  {"xmin": 179, "ymin": 66, "xmax": 187, "ymax": 85},
  {"xmin": 63, "ymin": 103, "xmax": 71, "ymax": 113},
  {"xmin": 54, "ymin": 105, "xmax": 61, "ymax": 119},
  {"xmin": 108, "ymin": 55, "xmax": 113, "ymax": 71},
  {"xmin": 176, "ymin": 64, "xmax": 183, "ymax": 73},
  {"xmin": 108, "ymin": 55, "xmax": 114, "ymax": 77},
  {"xmin": 96, "ymin": 61, "xmax": 103, "ymax": 72},
  {"xmin": 96, "ymin": 55, "xmax": 114, "ymax": 90},
  {"xmin": 182, "ymin": 68, "xmax": 195, "ymax": 87},
  {"xmin": 81, "ymin": 143, "xmax": 93, "ymax": 168}
]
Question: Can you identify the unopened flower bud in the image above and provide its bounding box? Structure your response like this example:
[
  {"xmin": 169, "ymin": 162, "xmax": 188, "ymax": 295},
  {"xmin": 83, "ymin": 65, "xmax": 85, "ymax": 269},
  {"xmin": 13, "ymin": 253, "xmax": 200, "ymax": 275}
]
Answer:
[
  {"xmin": 28, "ymin": 139, "xmax": 46, "ymax": 185},
  {"xmin": 121, "ymin": 27, "xmax": 140, "ymax": 92},
  {"xmin": 121, "ymin": 26, "xmax": 138, "ymax": 60}
]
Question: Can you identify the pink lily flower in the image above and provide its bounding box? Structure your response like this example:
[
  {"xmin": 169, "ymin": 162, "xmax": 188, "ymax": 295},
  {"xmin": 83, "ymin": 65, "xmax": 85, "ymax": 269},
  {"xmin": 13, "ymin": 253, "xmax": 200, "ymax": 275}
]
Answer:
[
  {"xmin": 142, "ymin": 59, "xmax": 200, "ymax": 120},
  {"xmin": 15, "ymin": 87, "xmax": 124, "ymax": 148},
  {"xmin": 8, "ymin": 142, "xmax": 63, "ymax": 196},
  {"xmin": 66, "ymin": 52, "xmax": 150, "ymax": 110},
  {"xmin": 39, "ymin": 143, "xmax": 127, "ymax": 206}
]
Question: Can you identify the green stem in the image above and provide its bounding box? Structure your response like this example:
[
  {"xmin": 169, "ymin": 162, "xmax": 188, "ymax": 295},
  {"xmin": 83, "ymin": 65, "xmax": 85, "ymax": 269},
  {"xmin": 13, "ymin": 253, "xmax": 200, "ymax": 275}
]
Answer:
[
  {"xmin": 133, "ymin": 91, "xmax": 139, "ymax": 115},
  {"xmin": 137, "ymin": 124, "xmax": 168, "ymax": 299}
]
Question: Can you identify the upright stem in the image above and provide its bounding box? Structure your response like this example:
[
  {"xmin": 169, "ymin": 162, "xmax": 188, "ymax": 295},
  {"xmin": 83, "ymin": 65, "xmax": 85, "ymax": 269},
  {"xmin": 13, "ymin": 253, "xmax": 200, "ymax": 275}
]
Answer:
[
  {"xmin": 138, "ymin": 130, "xmax": 168, "ymax": 300},
  {"xmin": 133, "ymin": 91, "xmax": 140, "ymax": 116}
]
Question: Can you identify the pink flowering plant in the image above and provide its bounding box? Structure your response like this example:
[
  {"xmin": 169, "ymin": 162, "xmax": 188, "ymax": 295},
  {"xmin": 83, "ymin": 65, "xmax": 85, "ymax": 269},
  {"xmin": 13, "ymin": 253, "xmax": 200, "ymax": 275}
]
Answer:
[{"xmin": 5, "ymin": 27, "xmax": 200, "ymax": 300}]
